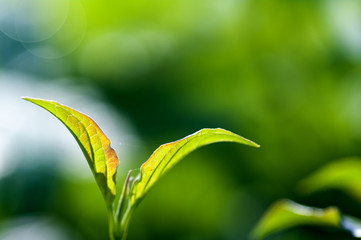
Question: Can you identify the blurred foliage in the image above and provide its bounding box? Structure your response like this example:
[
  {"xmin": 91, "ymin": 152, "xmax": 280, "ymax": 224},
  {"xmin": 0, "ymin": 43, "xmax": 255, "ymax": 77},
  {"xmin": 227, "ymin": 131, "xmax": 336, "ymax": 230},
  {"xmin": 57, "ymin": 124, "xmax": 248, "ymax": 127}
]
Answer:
[
  {"xmin": 2, "ymin": 0, "xmax": 361, "ymax": 239},
  {"xmin": 251, "ymin": 199, "xmax": 361, "ymax": 240},
  {"xmin": 250, "ymin": 200, "xmax": 341, "ymax": 240},
  {"xmin": 299, "ymin": 157, "xmax": 361, "ymax": 202}
]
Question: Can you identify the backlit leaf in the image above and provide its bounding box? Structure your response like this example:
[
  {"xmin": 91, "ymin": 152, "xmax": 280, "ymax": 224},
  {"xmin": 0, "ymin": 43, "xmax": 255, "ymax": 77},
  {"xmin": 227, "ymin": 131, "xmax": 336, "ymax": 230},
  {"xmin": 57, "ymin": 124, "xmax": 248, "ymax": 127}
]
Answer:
[
  {"xmin": 22, "ymin": 97, "xmax": 119, "ymax": 199},
  {"xmin": 130, "ymin": 128, "xmax": 259, "ymax": 204},
  {"xmin": 251, "ymin": 199, "xmax": 341, "ymax": 240},
  {"xmin": 298, "ymin": 157, "xmax": 361, "ymax": 201}
]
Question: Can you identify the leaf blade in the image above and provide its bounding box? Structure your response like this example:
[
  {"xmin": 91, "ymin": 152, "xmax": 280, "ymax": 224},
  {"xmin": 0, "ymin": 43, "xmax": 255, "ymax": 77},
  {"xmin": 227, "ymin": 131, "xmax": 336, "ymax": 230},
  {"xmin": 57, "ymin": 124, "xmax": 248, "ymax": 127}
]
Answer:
[
  {"xmin": 22, "ymin": 97, "xmax": 119, "ymax": 198},
  {"xmin": 131, "ymin": 128, "xmax": 259, "ymax": 204},
  {"xmin": 298, "ymin": 157, "xmax": 361, "ymax": 201},
  {"xmin": 251, "ymin": 199, "xmax": 341, "ymax": 240},
  {"xmin": 252, "ymin": 199, "xmax": 361, "ymax": 239}
]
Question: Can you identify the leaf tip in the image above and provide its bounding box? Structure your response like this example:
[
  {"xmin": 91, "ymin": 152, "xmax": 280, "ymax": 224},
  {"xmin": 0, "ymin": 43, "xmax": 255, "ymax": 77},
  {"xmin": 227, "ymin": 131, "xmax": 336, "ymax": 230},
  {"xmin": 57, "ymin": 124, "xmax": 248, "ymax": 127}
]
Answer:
[
  {"xmin": 208, "ymin": 128, "xmax": 260, "ymax": 148},
  {"xmin": 21, "ymin": 96, "xmax": 39, "ymax": 103},
  {"xmin": 21, "ymin": 96, "xmax": 30, "ymax": 101}
]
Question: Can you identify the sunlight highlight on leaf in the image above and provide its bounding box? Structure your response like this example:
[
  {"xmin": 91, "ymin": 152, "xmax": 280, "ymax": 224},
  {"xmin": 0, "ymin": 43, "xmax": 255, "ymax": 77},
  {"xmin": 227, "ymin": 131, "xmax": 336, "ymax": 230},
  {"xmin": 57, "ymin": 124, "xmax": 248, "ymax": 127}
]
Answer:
[
  {"xmin": 342, "ymin": 215, "xmax": 361, "ymax": 238},
  {"xmin": 298, "ymin": 157, "xmax": 361, "ymax": 201},
  {"xmin": 22, "ymin": 97, "xmax": 119, "ymax": 197},
  {"xmin": 251, "ymin": 199, "xmax": 341, "ymax": 240},
  {"xmin": 130, "ymin": 128, "xmax": 259, "ymax": 204}
]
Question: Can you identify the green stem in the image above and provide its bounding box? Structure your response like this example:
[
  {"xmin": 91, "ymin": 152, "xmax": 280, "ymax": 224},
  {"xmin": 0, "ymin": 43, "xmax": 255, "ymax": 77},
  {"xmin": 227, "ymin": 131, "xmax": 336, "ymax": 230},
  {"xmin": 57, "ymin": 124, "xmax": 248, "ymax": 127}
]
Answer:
[
  {"xmin": 108, "ymin": 211, "xmax": 117, "ymax": 240},
  {"xmin": 108, "ymin": 204, "xmax": 135, "ymax": 240},
  {"xmin": 109, "ymin": 170, "xmax": 136, "ymax": 240}
]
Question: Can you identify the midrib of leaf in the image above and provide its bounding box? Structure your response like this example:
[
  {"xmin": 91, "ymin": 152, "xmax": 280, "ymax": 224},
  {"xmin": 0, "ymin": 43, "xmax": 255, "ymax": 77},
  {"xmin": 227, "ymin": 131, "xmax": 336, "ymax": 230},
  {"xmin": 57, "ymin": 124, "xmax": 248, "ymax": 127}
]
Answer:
[
  {"xmin": 71, "ymin": 111, "xmax": 108, "ymax": 180},
  {"xmin": 142, "ymin": 139, "xmax": 188, "ymax": 195},
  {"xmin": 50, "ymin": 105, "xmax": 109, "ymax": 190},
  {"xmin": 69, "ymin": 109, "xmax": 119, "ymax": 196},
  {"xmin": 53, "ymin": 104, "xmax": 107, "ymax": 175},
  {"xmin": 50, "ymin": 104, "xmax": 95, "ymax": 165},
  {"xmin": 143, "ymin": 134, "xmax": 213, "ymax": 192}
]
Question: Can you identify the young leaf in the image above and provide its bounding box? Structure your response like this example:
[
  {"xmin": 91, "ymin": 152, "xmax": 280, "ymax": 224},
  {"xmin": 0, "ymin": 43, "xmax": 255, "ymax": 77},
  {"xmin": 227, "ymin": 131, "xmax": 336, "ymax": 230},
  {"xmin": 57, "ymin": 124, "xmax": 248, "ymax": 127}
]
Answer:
[
  {"xmin": 22, "ymin": 97, "xmax": 119, "ymax": 201},
  {"xmin": 251, "ymin": 199, "xmax": 341, "ymax": 240},
  {"xmin": 112, "ymin": 128, "xmax": 259, "ymax": 240},
  {"xmin": 23, "ymin": 97, "xmax": 260, "ymax": 240},
  {"xmin": 298, "ymin": 157, "xmax": 361, "ymax": 201},
  {"xmin": 130, "ymin": 128, "xmax": 259, "ymax": 205}
]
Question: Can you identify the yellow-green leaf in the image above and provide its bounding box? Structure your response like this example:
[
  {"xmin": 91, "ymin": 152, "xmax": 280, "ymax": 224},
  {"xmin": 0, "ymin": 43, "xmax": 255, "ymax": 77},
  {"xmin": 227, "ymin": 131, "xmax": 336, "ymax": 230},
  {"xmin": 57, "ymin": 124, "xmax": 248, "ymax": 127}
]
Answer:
[
  {"xmin": 130, "ymin": 128, "xmax": 259, "ymax": 204},
  {"xmin": 22, "ymin": 97, "xmax": 119, "ymax": 198},
  {"xmin": 298, "ymin": 157, "xmax": 361, "ymax": 202},
  {"xmin": 251, "ymin": 199, "xmax": 341, "ymax": 240}
]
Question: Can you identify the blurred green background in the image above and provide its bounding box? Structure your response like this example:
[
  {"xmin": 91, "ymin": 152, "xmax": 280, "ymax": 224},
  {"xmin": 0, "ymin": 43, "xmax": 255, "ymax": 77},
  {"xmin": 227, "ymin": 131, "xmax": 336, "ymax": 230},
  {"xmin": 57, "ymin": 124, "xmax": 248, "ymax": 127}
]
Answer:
[{"xmin": 1, "ymin": 0, "xmax": 361, "ymax": 239}]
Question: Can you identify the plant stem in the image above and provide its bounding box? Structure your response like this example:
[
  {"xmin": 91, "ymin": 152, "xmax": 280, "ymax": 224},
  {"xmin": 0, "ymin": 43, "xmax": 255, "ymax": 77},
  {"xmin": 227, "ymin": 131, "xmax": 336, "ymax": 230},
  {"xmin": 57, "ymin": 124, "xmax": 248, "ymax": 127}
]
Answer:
[
  {"xmin": 108, "ymin": 204, "xmax": 135, "ymax": 240},
  {"xmin": 108, "ymin": 171, "xmax": 137, "ymax": 240}
]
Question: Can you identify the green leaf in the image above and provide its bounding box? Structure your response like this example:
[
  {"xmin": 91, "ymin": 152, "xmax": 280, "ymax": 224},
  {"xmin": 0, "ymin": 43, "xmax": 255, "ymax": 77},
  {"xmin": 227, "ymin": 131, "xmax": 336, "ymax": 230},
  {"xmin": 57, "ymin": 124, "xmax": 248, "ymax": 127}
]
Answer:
[
  {"xmin": 298, "ymin": 157, "xmax": 361, "ymax": 201},
  {"xmin": 251, "ymin": 199, "xmax": 342, "ymax": 240},
  {"xmin": 22, "ymin": 97, "xmax": 119, "ymax": 201},
  {"xmin": 23, "ymin": 98, "xmax": 260, "ymax": 240},
  {"xmin": 112, "ymin": 128, "xmax": 259, "ymax": 240},
  {"xmin": 130, "ymin": 128, "xmax": 259, "ymax": 205}
]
